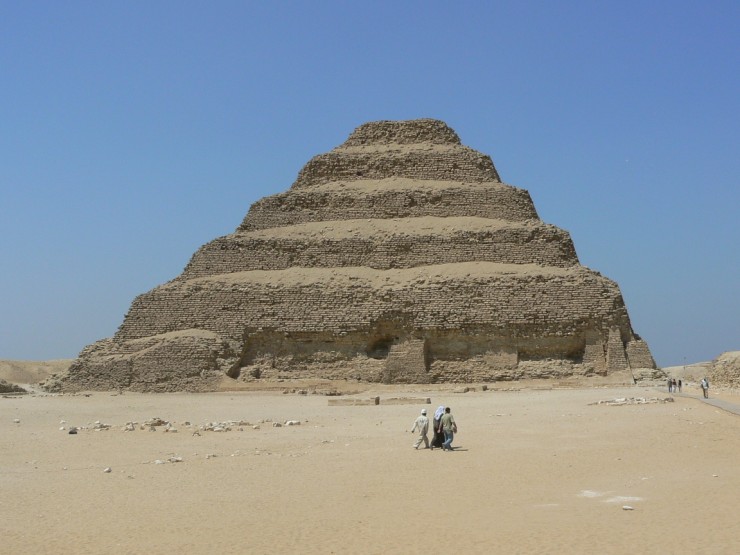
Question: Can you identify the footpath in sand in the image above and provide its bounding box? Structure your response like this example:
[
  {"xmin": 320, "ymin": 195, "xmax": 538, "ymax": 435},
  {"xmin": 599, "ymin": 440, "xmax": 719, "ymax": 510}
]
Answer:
[{"xmin": 2, "ymin": 384, "xmax": 739, "ymax": 554}]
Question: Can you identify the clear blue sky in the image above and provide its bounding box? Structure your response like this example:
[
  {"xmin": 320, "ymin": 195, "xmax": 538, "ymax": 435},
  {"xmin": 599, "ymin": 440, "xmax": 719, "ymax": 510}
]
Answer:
[{"xmin": 1, "ymin": 1, "xmax": 737, "ymax": 367}]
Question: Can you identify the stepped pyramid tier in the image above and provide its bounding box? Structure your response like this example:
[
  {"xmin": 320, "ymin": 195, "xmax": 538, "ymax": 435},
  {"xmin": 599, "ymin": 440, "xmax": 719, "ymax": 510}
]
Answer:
[{"xmin": 53, "ymin": 119, "xmax": 656, "ymax": 392}]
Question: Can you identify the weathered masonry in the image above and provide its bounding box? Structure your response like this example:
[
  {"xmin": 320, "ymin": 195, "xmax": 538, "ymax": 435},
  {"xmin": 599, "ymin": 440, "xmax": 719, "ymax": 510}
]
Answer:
[{"xmin": 56, "ymin": 119, "xmax": 656, "ymax": 391}]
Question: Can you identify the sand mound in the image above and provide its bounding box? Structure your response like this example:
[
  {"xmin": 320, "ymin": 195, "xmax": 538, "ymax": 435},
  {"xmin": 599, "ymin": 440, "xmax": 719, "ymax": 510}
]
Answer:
[
  {"xmin": 662, "ymin": 362, "xmax": 712, "ymax": 383},
  {"xmin": 0, "ymin": 359, "xmax": 72, "ymax": 386}
]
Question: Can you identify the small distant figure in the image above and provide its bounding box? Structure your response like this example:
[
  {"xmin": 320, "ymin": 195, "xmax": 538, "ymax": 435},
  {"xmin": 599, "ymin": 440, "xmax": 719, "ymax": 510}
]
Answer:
[
  {"xmin": 678, "ymin": 379, "xmax": 682, "ymax": 393},
  {"xmin": 440, "ymin": 407, "xmax": 458, "ymax": 451},
  {"xmin": 667, "ymin": 378, "xmax": 673, "ymax": 393},
  {"xmin": 672, "ymin": 378, "xmax": 678, "ymax": 393},
  {"xmin": 430, "ymin": 406, "xmax": 445, "ymax": 450},
  {"xmin": 410, "ymin": 408, "xmax": 429, "ymax": 449},
  {"xmin": 700, "ymin": 377, "xmax": 709, "ymax": 399}
]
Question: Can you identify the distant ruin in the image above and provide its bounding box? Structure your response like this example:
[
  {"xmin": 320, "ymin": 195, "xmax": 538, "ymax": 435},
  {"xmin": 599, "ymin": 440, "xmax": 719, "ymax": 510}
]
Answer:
[
  {"xmin": 709, "ymin": 351, "xmax": 740, "ymax": 389},
  {"xmin": 53, "ymin": 119, "xmax": 656, "ymax": 392}
]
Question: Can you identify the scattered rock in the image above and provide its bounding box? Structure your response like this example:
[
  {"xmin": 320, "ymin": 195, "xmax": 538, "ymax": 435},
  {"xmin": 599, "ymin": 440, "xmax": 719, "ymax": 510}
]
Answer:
[
  {"xmin": 1, "ymin": 380, "xmax": 28, "ymax": 394},
  {"xmin": 590, "ymin": 397, "xmax": 674, "ymax": 406},
  {"xmin": 103, "ymin": 467, "xmax": 112, "ymax": 473}
]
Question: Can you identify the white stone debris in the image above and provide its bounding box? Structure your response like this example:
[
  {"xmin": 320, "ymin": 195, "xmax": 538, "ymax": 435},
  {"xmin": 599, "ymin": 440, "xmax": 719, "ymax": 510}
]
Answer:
[
  {"xmin": 590, "ymin": 397, "xmax": 674, "ymax": 406},
  {"xmin": 103, "ymin": 467, "xmax": 112, "ymax": 473},
  {"xmin": 201, "ymin": 420, "xmax": 249, "ymax": 432}
]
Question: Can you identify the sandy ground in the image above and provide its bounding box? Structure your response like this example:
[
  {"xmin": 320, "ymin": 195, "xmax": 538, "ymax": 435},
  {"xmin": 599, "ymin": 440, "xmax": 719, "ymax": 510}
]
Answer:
[{"xmin": 2, "ymin": 383, "xmax": 739, "ymax": 555}]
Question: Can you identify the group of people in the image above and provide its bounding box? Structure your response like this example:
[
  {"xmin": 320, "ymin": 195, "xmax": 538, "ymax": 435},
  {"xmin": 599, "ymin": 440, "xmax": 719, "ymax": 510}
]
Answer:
[
  {"xmin": 666, "ymin": 376, "xmax": 710, "ymax": 398},
  {"xmin": 409, "ymin": 405, "xmax": 457, "ymax": 451},
  {"xmin": 667, "ymin": 378, "xmax": 682, "ymax": 393}
]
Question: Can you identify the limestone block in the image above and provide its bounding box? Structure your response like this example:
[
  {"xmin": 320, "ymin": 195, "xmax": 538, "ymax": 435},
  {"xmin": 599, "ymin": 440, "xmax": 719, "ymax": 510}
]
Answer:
[{"xmin": 328, "ymin": 396, "xmax": 380, "ymax": 406}]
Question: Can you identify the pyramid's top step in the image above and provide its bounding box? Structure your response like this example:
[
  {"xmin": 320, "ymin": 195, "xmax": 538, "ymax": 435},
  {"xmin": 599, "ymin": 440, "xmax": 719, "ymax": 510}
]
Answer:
[
  {"xmin": 292, "ymin": 119, "xmax": 501, "ymax": 188},
  {"xmin": 340, "ymin": 119, "xmax": 462, "ymax": 147}
]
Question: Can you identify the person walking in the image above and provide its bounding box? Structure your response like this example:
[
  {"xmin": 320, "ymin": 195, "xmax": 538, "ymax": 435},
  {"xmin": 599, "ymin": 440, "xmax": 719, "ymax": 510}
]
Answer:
[
  {"xmin": 700, "ymin": 377, "xmax": 709, "ymax": 399},
  {"xmin": 410, "ymin": 408, "xmax": 430, "ymax": 449},
  {"xmin": 430, "ymin": 406, "xmax": 445, "ymax": 450},
  {"xmin": 440, "ymin": 406, "xmax": 457, "ymax": 451}
]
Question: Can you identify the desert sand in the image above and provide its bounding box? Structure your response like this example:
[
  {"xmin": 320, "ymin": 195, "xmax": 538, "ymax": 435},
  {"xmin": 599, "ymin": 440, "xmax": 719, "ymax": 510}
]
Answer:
[{"xmin": 2, "ymin": 380, "xmax": 739, "ymax": 554}]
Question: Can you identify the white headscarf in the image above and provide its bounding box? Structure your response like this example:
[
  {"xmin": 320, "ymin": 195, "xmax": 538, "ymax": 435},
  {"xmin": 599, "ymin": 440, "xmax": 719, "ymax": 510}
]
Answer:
[{"xmin": 434, "ymin": 406, "xmax": 445, "ymax": 420}]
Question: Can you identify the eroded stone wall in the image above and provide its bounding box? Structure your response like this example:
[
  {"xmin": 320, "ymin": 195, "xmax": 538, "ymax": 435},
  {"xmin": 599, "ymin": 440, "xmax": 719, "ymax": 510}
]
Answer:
[
  {"xmin": 117, "ymin": 265, "xmax": 629, "ymax": 344},
  {"xmin": 341, "ymin": 119, "xmax": 463, "ymax": 146},
  {"xmin": 179, "ymin": 222, "xmax": 577, "ymax": 280},
  {"xmin": 709, "ymin": 351, "xmax": 740, "ymax": 388},
  {"xmin": 239, "ymin": 180, "xmax": 538, "ymax": 231},
  {"xmin": 294, "ymin": 147, "xmax": 500, "ymax": 188}
]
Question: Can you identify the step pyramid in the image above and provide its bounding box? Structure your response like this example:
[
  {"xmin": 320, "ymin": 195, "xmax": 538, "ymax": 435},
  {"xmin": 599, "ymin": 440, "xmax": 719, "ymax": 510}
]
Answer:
[{"xmin": 57, "ymin": 119, "xmax": 656, "ymax": 391}]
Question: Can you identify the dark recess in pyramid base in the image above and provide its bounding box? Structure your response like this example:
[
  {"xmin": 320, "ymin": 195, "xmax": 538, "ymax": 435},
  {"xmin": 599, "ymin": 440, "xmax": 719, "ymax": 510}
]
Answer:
[{"xmin": 49, "ymin": 119, "xmax": 658, "ymax": 392}]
